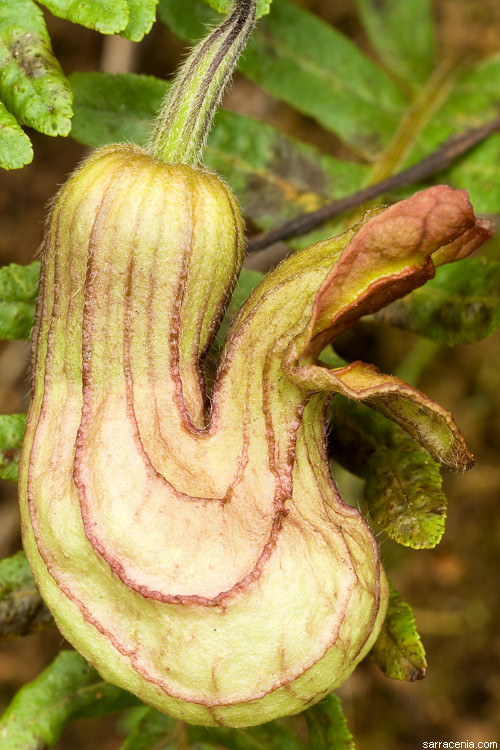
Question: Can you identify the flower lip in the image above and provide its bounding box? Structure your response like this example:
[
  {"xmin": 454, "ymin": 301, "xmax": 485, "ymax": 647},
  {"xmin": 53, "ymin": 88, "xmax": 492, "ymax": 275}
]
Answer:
[{"xmin": 306, "ymin": 185, "xmax": 494, "ymax": 356}]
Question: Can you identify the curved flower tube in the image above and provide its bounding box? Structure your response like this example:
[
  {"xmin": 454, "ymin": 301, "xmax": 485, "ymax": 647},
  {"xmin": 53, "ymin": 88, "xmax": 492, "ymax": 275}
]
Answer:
[{"xmin": 18, "ymin": 139, "xmax": 492, "ymax": 727}]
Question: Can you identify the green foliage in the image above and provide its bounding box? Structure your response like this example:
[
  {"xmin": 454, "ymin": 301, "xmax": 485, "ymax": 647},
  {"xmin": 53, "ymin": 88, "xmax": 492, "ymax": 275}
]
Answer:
[
  {"xmin": 354, "ymin": 0, "xmax": 435, "ymax": 89},
  {"xmin": 0, "ymin": 650, "xmax": 140, "ymax": 749},
  {"xmin": 0, "ymin": 99, "xmax": 32, "ymax": 169},
  {"xmin": 229, "ymin": 269, "xmax": 264, "ymax": 312},
  {"xmin": 416, "ymin": 57, "xmax": 500, "ymax": 156},
  {"xmin": 159, "ymin": 0, "xmax": 214, "ymax": 37},
  {"xmin": 0, "ymin": 262, "xmax": 40, "ymax": 340},
  {"xmin": 69, "ymin": 71, "xmax": 165, "ymax": 147},
  {"xmin": 370, "ymin": 582, "xmax": 427, "ymax": 682},
  {"xmin": 120, "ymin": 710, "xmax": 178, "ymax": 750},
  {"xmin": 240, "ymin": 1, "xmax": 407, "ymax": 161},
  {"xmin": 328, "ymin": 397, "xmax": 447, "ymax": 549},
  {"xmin": 0, "ymin": 413, "xmax": 26, "ymax": 482},
  {"xmin": 0, "ymin": 0, "xmax": 72, "ymax": 167},
  {"xmin": 304, "ymin": 695, "xmax": 355, "ymax": 750},
  {"xmin": 38, "ymin": 0, "xmax": 128, "ymax": 34},
  {"xmin": 37, "ymin": 0, "xmax": 158, "ymax": 40},
  {"xmin": 448, "ymin": 133, "xmax": 500, "ymax": 215},
  {"xmin": 366, "ymin": 444, "xmax": 446, "ymax": 549},
  {"xmin": 0, "ymin": 550, "xmax": 53, "ymax": 642},
  {"xmin": 206, "ymin": 113, "xmax": 367, "ymax": 235},
  {"xmin": 121, "ymin": 0, "xmax": 160, "ymax": 41},
  {"xmin": 376, "ymin": 258, "xmax": 500, "ymax": 345}
]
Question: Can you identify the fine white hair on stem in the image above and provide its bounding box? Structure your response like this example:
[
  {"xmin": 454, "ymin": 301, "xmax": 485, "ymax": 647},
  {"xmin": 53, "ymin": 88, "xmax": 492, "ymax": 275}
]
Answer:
[{"xmin": 149, "ymin": 0, "xmax": 257, "ymax": 166}]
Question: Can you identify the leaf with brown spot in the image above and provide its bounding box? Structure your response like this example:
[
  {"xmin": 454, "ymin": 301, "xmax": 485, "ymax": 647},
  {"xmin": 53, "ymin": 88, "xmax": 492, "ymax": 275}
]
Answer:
[
  {"xmin": 369, "ymin": 582, "xmax": 427, "ymax": 682},
  {"xmin": 0, "ymin": 0, "xmax": 72, "ymax": 138},
  {"xmin": 328, "ymin": 398, "xmax": 448, "ymax": 549},
  {"xmin": 0, "ymin": 550, "xmax": 54, "ymax": 642}
]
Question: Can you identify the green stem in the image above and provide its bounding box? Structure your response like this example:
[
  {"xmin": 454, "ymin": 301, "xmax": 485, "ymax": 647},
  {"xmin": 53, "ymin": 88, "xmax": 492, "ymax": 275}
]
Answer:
[
  {"xmin": 149, "ymin": 0, "xmax": 256, "ymax": 165},
  {"xmin": 367, "ymin": 62, "xmax": 458, "ymax": 185}
]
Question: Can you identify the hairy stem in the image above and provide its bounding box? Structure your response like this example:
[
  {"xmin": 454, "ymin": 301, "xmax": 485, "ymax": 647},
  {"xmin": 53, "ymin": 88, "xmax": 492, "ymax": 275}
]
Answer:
[{"xmin": 148, "ymin": 0, "xmax": 256, "ymax": 165}]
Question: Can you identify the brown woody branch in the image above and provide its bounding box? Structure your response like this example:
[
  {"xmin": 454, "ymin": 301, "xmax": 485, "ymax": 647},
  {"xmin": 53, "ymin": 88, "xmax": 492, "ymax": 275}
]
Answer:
[{"xmin": 246, "ymin": 115, "xmax": 500, "ymax": 253}]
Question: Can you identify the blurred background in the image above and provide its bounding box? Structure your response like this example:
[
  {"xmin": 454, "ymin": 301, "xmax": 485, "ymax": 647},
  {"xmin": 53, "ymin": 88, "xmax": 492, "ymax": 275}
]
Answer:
[{"xmin": 0, "ymin": 1, "xmax": 499, "ymax": 748}]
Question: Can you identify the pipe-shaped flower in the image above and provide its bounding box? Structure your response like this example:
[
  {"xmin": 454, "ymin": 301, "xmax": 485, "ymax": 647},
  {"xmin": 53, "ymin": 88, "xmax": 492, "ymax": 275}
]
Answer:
[{"xmin": 19, "ymin": 144, "xmax": 493, "ymax": 727}]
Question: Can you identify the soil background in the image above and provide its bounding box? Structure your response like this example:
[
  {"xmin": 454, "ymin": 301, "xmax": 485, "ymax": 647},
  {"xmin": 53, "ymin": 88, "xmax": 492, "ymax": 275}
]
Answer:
[{"xmin": 0, "ymin": 1, "xmax": 499, "ymax": 749}]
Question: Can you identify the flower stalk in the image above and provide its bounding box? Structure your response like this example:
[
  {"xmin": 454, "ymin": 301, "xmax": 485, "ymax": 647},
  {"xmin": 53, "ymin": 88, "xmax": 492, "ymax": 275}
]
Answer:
[{"xmin": 149, "ymin": 0, "xmax": 256, "ymax": 165}]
